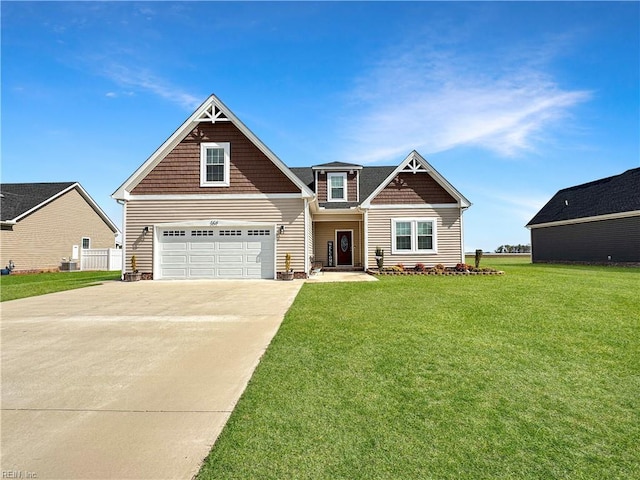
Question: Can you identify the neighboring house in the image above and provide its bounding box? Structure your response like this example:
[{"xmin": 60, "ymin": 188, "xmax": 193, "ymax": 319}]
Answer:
[
  {"xmin": 526, "ymin": 167, "xmax": 640, "ymax": 264},
  {"xmin": 112, "ymin": 94, "xmax": 471, "ymax": 280},
  {"xmin": 1, "ymin": 182, "xmax": 120, "ymax": 272}
]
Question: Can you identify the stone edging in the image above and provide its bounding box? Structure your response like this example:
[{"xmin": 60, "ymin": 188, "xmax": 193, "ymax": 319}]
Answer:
[{"xmin": 367, "ymin": 269, "xmax": 505, "ymax": 276}]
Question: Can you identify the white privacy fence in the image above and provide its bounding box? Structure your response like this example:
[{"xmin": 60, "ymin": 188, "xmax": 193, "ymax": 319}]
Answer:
[{"xmin": 81, "ymin": 248, "xmax": 123, "ymax": 271}]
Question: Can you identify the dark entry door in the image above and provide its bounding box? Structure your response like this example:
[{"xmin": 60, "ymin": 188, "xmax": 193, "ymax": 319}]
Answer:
[{"xmin": 336, "ymin": 231, "xmax": 353, "ymax": 266}]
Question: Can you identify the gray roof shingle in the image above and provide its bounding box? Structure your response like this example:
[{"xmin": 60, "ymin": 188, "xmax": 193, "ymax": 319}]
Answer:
[
  {"xmin": 527, "ymin": 167, "xmax": 640, "ymax": 226},
  {"xmin": 1, "ymin": 182, "xmax": 76, "ymax": 221},
  {"xmin": 290, "ymin": 166, "xmax": 396, "ymax": 209}
]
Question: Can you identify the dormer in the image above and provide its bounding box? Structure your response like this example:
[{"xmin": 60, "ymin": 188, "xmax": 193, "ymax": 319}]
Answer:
[{"xmin": 311, "ymin": 162, "xmax": 363, "ymax": 206}]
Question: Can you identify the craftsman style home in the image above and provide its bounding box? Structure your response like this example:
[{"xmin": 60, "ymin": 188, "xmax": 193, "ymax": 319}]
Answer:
[
  {"xmin": 112, "ymin": 94, "xmax": 471, "ymax": 279},
  {"xmin": 527, "ymin": 167, "xmax": 640, "ymax": 264},
  {"xmin": 1, "ymin": 182, "xmax": 120, "ymax": 272}
]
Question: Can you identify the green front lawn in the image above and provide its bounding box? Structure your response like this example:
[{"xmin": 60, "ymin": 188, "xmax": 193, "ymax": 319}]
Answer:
[
  {"xmin": 0, "ymin": 270, "xmax": 121, "ymax": 302},
  {"xmin": 198, "ymin": 260, "xmax": 639, "ymax": 479}
]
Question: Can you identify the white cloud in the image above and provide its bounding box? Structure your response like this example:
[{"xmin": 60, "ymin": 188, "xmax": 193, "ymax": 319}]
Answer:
[
  {"xmin": 101, "ymin": 63, "xmax": 200, "ymax": 110},
  {"xmin": 339, "ymin": 46, "xmax": 591, "ymax": 163}
]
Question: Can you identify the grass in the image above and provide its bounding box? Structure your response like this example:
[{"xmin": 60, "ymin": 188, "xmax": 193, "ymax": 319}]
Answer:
[
  {"xmin": 0, "ymin": 270, "xmax": 121, "ymax": 302},
  {"xmin": 197, "ymin": 259, "xmax": 639, "ymax": 479}
]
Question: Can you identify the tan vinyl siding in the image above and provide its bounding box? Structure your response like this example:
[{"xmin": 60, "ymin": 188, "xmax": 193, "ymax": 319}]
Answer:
[
  {"xmin": 124, "ymin": 197, "xmax": 306, "ymax": 274},
  {"xmin": 371, "ymin": 172, "xmax": 457, "ymax": 205},
  {"xmin": 367, "ymin": 207, "xmax": 462, "ymax": 267},
  {"xmin": 313, "ymin": 221, "xmax": 364, "ymax": 267},
  {"xmin": 132, "ymin": 123, "xmax": 299, "ymax": 195},
  {"xmin": 1, "ymin": 188, "xmax": 116, "ymax": 271}
]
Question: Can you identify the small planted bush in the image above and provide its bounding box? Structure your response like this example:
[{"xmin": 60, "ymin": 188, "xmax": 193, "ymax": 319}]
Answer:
[{"xmin": 415, "ymin": 263, "xmax": 426, "ymax": 272}]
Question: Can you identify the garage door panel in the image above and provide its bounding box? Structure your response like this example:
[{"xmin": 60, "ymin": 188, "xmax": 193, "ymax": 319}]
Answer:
[
  {"xmin": 189, "ymin": 255, "xmax": 216, "ymax": 264},
  {"xmin": 219, "ymin": 255, "xmax": 244, "ymax": 264},
  {"xmin": 190, "ymin": 242, "xmax": 216, "ymax": 250},
  {"xmin": 163, "ymin": 243, "xmax": 187, "ymax": 250},
  {"xmin": 218, "ymin": 268, "xmax": 245, "ymax": 278},
  {"xmin": 162, "ymin": 268, "xmax": 188, "ymax": 278},
  {"xmin": 162, "ymin": 255, "xmax": 188, "ymax": 264},
  {"xmin": 189, "ymin": 268, "xmax": 216, "ymax": 278},
  {"xmin": 218, "ymin": 242, "xmax": 244, "ymax": 250},
  {"xmin": 158, "ymin": 227, "xmax": 275, "ymax": 280}
]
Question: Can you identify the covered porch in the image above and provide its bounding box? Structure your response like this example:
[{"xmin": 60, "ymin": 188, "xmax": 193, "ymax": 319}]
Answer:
[{"xmin": 312, "ymin": 212, "xmax": 365, "ymax": 270}]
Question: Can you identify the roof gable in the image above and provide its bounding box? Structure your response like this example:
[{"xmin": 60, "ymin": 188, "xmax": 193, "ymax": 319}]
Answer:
[
  {"xmin": 112, "ymin": 94, "xmax": 314, "ymax": 200},
  {"xmin": 0, "ymin": 182, "xmax": 119, "ymax": 232},
  {"xmin": 1, "ymin": 182, "xmax": 75, "ymax": 221},
  {"xmin": 527, "ymin": 167, "xmax": 640, "ymax": 226},
  {"xmin": 361, "ymin": 151, "xmax": 471, "ymax": 208}
]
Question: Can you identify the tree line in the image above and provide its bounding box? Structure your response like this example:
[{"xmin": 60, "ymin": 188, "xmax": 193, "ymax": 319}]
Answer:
[{"xmin": 495, "ymin": 244, "xmax": 531, "ymax": 253}]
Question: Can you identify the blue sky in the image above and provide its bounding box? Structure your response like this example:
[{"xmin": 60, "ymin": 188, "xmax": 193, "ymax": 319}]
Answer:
[{"xmin": 2, "ymin": 1, "xmax": 639, "ymax": 251}]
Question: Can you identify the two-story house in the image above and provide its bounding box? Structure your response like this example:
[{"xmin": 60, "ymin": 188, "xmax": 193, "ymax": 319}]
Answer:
[{"xmin": 112, "ymin": 94, "xmax": 471, "ymax": 279}]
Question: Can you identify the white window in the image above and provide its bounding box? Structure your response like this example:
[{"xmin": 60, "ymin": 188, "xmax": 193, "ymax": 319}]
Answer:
[
  {"xmin": 327, "ymin": 172, "xmax": 347, "ymax": 201},
  {"xmin": 200, "ymin": 142, "xmax": 230, "ymax": 187},
  {"xmin": 391, "ymin": 218, "xmax": 437, "ymax": 254},
  {"xmin": 82, "ymin": 237, "xmax": 91, "ymax": 249}
]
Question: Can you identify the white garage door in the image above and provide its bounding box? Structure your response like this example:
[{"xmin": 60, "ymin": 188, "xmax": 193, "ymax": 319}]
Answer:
[{"xmin": 158, "ymin": 227, "xmax": 275, "ymax": 279}]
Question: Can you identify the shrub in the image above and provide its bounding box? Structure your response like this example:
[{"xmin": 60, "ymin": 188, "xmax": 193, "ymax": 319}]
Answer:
[
  {"xmin": 382, "ymin": 266, "xmax": 404, "ymax": 272},
  {"xmin": 434, "ymin": 264, "xmax": 445, "ymax": 271},
  {"xmin": 415, "ymin": 263, "xmax": 426, "ymax": 272},
  {"xmin": 396, "ymin": 263, "xmax": 405, "ymax": 271},
  {"xmin": 455, "ymin": 263, "xmax": 472, "ymax": 272}
]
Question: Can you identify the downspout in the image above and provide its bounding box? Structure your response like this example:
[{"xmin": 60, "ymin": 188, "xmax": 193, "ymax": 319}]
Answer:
[
  {"xmin": 361, "ymin": 207, "xmax": 369, "ymax": 270},
  {"xmin": 117, "ymin": 199, "xmax": 127, "ymax": 280},
  {"xmin": 460, "ymin": 205, "xmax": 468, "ymax": 264},
  {"xmin": 304, "ymin": 198, "xmax": 309, "ymax": 276}
]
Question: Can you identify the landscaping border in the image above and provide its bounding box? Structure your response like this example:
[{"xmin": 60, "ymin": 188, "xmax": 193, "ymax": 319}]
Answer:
[{"xmin": 367, "ymin": 268, "xmax": 505, "ymax": 276}]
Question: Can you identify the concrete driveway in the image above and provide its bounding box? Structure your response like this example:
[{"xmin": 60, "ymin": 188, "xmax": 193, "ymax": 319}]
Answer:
[{"xmin": 1, "ymin": 279, "xmax": 303, "ymax": 479}]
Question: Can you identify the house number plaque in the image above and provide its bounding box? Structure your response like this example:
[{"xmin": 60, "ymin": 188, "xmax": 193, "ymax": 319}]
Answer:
[{"xmin": 327, "ymin": 241, "xmax": 334, "ymax": 267}]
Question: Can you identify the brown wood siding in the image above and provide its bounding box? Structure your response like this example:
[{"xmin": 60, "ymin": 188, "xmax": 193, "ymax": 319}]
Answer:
[
  {"xmin": 371, "ymin": 172, "xmax": 457, "ymax": 205},
  {"xmin": 132, "ymin": 122, "xmax": 299, "ymax": 195},
  {"xmin": 531, "ymin": 216, "xmax": 640, "ymax": 263},
  {"xmin": 367, "ymin": 207, "xmax": 463, "ymax": 267},
  {"xmin": 0, "ymin": 189, "xmax": 116, "ymax": 271},
  {"xmin": 316, "ymin": 171, "xmax": 358, "ymax": 202},
  {"xmin": 313, "ymin": 221, "xmax": 364, "ymax": 267},
  {"xmin": 124, "ymin": 198, "xmax": 306, "ymax": 274}
]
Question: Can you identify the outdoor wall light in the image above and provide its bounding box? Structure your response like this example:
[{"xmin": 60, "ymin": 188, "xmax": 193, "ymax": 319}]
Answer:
[
  {"xmin": 142, "ymin": 226, "xmax": 150, "ymax": 235},
  {"xmin": 279, "ymin": 225, "xmax": 285, "ymax": 235}
]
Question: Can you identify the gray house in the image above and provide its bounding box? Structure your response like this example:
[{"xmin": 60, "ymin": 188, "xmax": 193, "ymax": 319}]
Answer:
[{"xmin": 526, "ymin": 167, "xmax": 640, "ymax": 264}]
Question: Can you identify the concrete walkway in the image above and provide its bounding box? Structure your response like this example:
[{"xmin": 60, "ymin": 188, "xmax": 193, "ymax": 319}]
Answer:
[
  {"xmin": 1, "ymin": 279, "xmax": 302, "ymax": 480},
  {"xmin": 305, "ymin": 271, "xmax": 378, "ymax": 283}
]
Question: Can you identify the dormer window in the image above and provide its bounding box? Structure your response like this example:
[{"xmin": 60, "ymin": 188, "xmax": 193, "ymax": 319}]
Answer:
[
  {"xmin": 200, "ymin": 142, "xmax": 230, "ymax": 187},
  {"xmin": 328, "ymin": 172, "xmax": 347, "ymax": 202}
]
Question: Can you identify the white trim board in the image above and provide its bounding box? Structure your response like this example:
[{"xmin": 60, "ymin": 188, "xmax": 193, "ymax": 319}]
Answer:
[{"xmin": 126, "ymin": 193, "xmax": 304, "ymax": 201}]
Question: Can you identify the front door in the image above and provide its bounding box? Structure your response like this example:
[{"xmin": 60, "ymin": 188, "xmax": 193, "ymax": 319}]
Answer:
[{"xmin": 336, "ymin": 230, "xmax": 353, "ymax": 266}]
